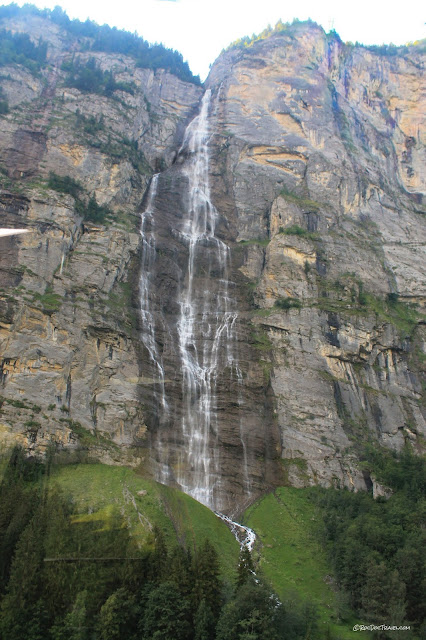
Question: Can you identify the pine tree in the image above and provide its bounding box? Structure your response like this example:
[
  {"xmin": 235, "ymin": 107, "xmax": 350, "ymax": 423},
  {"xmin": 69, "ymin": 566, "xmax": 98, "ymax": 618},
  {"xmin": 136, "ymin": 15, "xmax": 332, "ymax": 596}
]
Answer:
[
  {"xmin": 192, "ymin": 539, "xmax": 222, "ymax": 618},
  {"xmin": 0, "ymin": 447, "xmax": 42, "ymax": 593},
  {"xmin": 194, "ymin": 598, "xmax": 216, "ymax": 640},
  {"xmin": 97, "ymin": 587, "xmax": 140, "ymax": 640},
  {"xmin": 142, "ymin": 581, "xmax": 191, "ymax": 640},
  {"xmin": 360, "ymin": 562, "xmax": 406, "ymax": 625},
  {"xmin": 149, "ymin": 525, "xmax": 169, "ymax": 582},
  {"xmin": 216, "ymin": 580, "xmax": 289, "ymax": 640},
  {"xmin": 50, "ymin": 590, "xmax": 89, "ymax": 640},
  {"xmin": 169, "ymin": 545, "xmax": 193, "ymax": 597},
  {"xmin": 0, "ymin": 505, "xmax": 48, "ymax": 639},
  {"xmin": 237, "ymin": 546, "xmax": 255, "ymax": 587}
]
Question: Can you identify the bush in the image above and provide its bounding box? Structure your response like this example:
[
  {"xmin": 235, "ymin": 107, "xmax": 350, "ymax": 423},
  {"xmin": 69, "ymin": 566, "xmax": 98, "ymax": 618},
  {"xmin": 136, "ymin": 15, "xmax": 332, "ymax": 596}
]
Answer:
[
  {"xmin": 0, "ymin": 85, "xmax": 9, "ymax": 114},
  {"xmin": 77, "ymin": 112, "xmax": 105, "ymax": 136},
  {"xmin": 83, "ymin": 195, "xmax": 109, "ymax": 224},
  {"xmin": 275, "ymin": 297, "xmax": 302, "ymax": 310},
  {"xmin": 63, "ymin": 57, "xmax": 136, "ymax": 97},
  {"xmin": 48, "ymin": 172, "xmax": 83, "ymax": 200},
  {"xmin": 387, "ymin": 292, "xmax": 399, "ymax": 305},
  {"xmin": 48, "ymin": 173, "xmax": 109, "ymax": 224},
  {"xmin": 358, "ymin": 289, "xmax": 367, "ymax": 306},
  {"xmin": 279, "ymin": 188, "xmax": 321, "ymax": 213},
  {"xmin": 279, "ymin": 224, "xmax": 318, "ymax": 240}
]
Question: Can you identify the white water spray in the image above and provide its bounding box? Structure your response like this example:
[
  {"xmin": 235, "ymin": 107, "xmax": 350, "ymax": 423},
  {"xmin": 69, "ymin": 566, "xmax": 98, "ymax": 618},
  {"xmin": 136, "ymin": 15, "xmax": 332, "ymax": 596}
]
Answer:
[
  {"xmin": 215, "ymin": 511, "xmax": 256, "ymax": 552},
  {"xmin": 139, "ymin": 174, "xmax": 167, "ymax": 411},
  {"xmin": 175, "ymin": 89, "xmax": 240, "ymax": 508}
]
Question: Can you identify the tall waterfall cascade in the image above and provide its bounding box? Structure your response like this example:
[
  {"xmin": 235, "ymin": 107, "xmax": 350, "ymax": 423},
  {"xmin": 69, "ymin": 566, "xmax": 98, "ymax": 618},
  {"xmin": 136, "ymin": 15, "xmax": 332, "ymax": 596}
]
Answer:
[
  {"xmin": 139, "ymin": 174, "xmax": 167, "ymax": 412},
  {"xmin": 176, "ymin": 89, "xmax": 240, "ymax": 508},
  {"xmin": 139, "ymin": 90, "xmax": 250, "ymax": 511}
]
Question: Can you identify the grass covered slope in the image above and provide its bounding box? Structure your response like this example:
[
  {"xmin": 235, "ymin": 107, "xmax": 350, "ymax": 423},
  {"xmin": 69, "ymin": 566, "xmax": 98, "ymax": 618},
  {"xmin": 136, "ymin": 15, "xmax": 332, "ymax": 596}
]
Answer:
[
  {"xmin": 0, "ymin": 452, "xmax": 241, "ymax": 639},
  {"xmin": 49, "ymin": 463, "xmax": 239, "ymax": 572},
  {"xmin": 244, "ymin": 487, "xmax": 357, "ymax": 639},
  {"xmin": 2, "ymin": 450, "xmax": 423, "ymax": 638},
  {"xmin": 244, "ymin": 448, "xmax": 426, "ymax": 639}
]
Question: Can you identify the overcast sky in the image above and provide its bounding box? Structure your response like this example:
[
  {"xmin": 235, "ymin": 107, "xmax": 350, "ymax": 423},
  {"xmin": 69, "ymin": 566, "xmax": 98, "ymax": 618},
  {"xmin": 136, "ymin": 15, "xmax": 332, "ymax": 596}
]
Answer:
[{"xmin": 5, "ymin": 0, "xmax": 426, "ymax": 79}]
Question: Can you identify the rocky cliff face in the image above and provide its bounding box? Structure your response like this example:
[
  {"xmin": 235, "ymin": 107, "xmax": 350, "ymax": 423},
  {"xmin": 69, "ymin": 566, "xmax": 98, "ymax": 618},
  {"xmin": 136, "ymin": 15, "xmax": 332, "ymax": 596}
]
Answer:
[
  {"xmin": 0, "ymin": 15, "xmax": 424, "ymax": 513},
  {"xmin": 0, "ymin": 14, "xmax": 202, "ymax": 466},
  {"xmin": 205, "ymin": 23, "xmax": 425, "ymax": 492}
]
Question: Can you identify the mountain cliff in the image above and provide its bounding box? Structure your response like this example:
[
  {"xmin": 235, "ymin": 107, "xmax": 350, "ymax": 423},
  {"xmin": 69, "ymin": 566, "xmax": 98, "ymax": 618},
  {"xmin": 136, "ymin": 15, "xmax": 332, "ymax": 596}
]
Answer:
[
  {"xmin": 0, "ymin": 11, "xmax": 424, "ymax": 513},
  {"xmin": 205, "ymin": 23, "xmax": 425, "ymax": 499}
]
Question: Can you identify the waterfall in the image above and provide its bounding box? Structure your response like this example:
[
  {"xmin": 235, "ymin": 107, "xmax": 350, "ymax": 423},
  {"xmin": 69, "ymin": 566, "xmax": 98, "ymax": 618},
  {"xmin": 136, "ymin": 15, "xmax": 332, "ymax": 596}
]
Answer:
[
  {"xmin": 215, "ymin": 512, "xmax": 256, "ymax": 552},
  {"xmin": 139, "ymin": 174, "xmax": 167, "ymax": 412},
  {"xmin": 174, "ymin": 89, "xmax": 239, "ymax": 508},
  {"xmin": 139, "ymin": 90, "xmax": 250, "ymax": 511}
]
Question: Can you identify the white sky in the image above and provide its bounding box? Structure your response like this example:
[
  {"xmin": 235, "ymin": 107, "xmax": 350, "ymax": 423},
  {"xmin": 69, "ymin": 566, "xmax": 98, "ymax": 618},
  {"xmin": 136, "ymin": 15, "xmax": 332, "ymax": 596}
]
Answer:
[{"xmin": 5, "ymin": 0, "xmax": 426, "ymax": 80}]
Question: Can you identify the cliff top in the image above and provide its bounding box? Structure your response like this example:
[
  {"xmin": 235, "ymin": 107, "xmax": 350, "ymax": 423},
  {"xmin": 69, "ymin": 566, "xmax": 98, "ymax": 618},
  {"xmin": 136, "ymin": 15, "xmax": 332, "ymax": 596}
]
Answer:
[
  {"xmin": 224, "ymin": 17, "xmax": 426, "ymax": 57},
  {"xmin": 0, "ymin": 2, "xmax": 201, "ymax": 85}
]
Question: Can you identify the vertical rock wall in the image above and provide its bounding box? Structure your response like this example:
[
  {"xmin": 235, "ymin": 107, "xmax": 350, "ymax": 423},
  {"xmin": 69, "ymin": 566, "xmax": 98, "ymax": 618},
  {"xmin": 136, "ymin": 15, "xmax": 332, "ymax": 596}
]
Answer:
[
  {"xmin": 0, "ymin": 15, "xmax": 202, "ymax": 465},
  {"xmin": 205, "ymin": 23, "xmax": 425, "ymax": 492}
]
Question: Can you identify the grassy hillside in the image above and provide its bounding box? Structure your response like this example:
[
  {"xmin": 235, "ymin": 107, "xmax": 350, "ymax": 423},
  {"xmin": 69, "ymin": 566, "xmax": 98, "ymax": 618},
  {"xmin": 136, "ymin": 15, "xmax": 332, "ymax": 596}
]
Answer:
[
  {"xmin": 244, "ymin": 487, "xmax": 361, "ymax": 639},
  {"xmin": 49, "ymin": 463, "xmax": 239, "ymax": 575}
]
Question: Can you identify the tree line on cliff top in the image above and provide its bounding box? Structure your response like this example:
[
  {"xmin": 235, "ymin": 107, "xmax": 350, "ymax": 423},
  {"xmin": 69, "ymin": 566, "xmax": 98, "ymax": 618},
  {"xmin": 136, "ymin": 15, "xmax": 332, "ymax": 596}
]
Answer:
[{"xmin": 0, "ymin": 3, "xmax": 201, "ymax": 85}]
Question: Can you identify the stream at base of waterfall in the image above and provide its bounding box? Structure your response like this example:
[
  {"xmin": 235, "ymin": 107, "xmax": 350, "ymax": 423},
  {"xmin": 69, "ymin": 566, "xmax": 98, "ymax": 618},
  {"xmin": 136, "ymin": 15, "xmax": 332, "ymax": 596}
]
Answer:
[{"xmin": 214, "ymin": 512, "xmax": 256, "ymax": 551}]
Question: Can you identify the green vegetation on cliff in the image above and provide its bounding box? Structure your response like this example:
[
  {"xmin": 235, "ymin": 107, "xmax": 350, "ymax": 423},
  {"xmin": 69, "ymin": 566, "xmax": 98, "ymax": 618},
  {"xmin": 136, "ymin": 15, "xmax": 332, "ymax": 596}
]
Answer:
[
  {"xmin": 48, "ymin": 172, "xmax": 110, "ymax": 223},
  {"xmin": 0, "ymin": 27, "xmax": 47, "ymax": 74},
  {"xmin": 62, "ymin": 57, "xmax": 137, "ymax": 96},
  {"xmin": 317, "ymin": 275, "xmax": 424, "ymax": 338},
  {"xmin": 224, "ymin": 18, "xmax": 319, "ymax": 52},
  {"xmin": 0, "ymin": 86, "xmax": 8, "ymax": 114},
  {"xmin": 224, "ymin": 17, "xmax": 425, "ymax": 57},
  {"xmin": 0, "ymin": 3, "xmax": 200, "ymax": 85}
]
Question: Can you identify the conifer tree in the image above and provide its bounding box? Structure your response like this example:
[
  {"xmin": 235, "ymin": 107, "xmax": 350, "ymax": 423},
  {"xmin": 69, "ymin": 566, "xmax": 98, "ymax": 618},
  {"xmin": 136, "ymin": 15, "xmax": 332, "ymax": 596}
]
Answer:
[
  {"xmin": 237, "ymin": 546, "xmax": 255, "ymax": 587},
  {"xmin": 97, "ymin": 587, "xmax": 140, "ymax": 640},
  {"xmin": 192, "ymin": 539, "xmax": 222, "ymax": 618},
  {"xmin": 168, "ymin": 545, "xmax": 193, "ymax": 597},
  {"xmin": 360, "ymin": 562, "xmax": 406, "ymax": 625},
  {"xmin": 216, "ymin": 580, "xmax": 285, "ymax": 640},
  {"xmin": 194, "ymin": 598, "xmax": 216, "ymax": 640},
  {"xmin": 50, "ymin": 590, "xmax": 89, "ymax": 640},
  {"xmin": 150, "ymin": 525, "xmax": 168, "ymax": 582},
  {"xmin": 142, "ymin": 581, "xmax": 191, "ymax": 640},
  {"xmin": 0, "ymin": 505, "xmax": 48, "ymax": 638}
]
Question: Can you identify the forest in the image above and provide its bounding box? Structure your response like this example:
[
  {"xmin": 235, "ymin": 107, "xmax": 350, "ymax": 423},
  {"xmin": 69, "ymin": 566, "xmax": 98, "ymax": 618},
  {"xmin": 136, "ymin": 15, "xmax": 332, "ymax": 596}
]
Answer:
[
  {"xmin": 0, "ymin": 448, "xmax": 319, "ymax": 640},
  {"xmin": 0, "ymin": 446, "xmax": 424, "ymax": 639}
]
